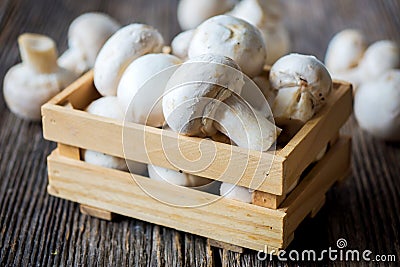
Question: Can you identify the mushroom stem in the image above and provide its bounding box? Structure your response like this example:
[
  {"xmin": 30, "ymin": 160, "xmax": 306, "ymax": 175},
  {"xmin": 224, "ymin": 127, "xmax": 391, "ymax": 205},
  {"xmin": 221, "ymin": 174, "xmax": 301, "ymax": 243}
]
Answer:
[
  {"xmin": 18, "ymin": 33, "xmax": 59, "ymax": 74},
  {"xmin": 58, "ymin": 49, "xmax": 87, "ymax": 76},
  {"xmin": 213, "ymin": 93, "xmax": 280, "ymax": 152}
]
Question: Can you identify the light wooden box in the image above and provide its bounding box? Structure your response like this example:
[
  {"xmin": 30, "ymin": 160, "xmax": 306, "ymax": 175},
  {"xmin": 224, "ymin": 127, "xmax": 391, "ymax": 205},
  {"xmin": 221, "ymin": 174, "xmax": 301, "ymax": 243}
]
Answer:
[{"xmin": 42, "ymin": 71, "xmax": 352, "ymax": 252}]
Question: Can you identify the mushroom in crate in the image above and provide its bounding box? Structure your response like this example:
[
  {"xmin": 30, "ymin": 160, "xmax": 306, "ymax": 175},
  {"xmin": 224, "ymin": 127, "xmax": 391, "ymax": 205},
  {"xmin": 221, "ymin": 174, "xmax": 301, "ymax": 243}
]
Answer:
[
  {"xmin": 83, "ymin": 96, "xmax": 147, "ymax": 175},
  {"xmin": 227, "ymin": 0, "xmax": 290, "ymax": 65},
  {"xmin": 188, "ymin": 15, "xmax": 267, "ymax": 78},
  {"xmin": 270, "ymin": 54, "xmax": 333, "ymax": 143},
  {"xmin": 177, "ymin": 0, "xmax": 237, "ymax": 30},
  {"xmin": 148, "ymin": 164, "xmax": 219, "ymax": 194},
  {"xmin": 170, "ymin": 30, "xmax": 194, "ymax": 60},
  {"xmin": 94, "ymin": 24, "xmax": 165, "ymax": 96},
  {"xmin": 117, "ymin": 53, "xmax": 182, "ymax": 127},
  {"xmin": 163, "ymin": 54, "xmax": 280, "ymax": 202}
]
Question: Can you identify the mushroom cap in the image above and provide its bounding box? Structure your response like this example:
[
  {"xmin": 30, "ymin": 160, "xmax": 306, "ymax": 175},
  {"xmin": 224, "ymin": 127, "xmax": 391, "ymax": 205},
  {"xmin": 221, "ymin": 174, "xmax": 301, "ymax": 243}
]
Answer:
[
  {"xmin": 84, "ymin": 96, "xmax": 148, "ymax": 173},
  {"xmin": 117, "ymin": 53, "xmax": 182, "ymax": 127},
  {"xmin": 171, "ymin": 30, "xmax": 194, "ymax": 60},
  {"xmin": 270, "ymin": 53, "xmax": 332, "ymax": 122},
  {"xmin": 227, "ymin": 0, "xmax": 282, "ymax": 28},
  {"xmin": 220, "ymin": 182, "xmax": 252, "ymax": 203},
  {"xmin": 325, "ymin": 29, "xmax": 367, "ymax": 74},
  {"xmin": 86, "ymin": 96, "xmax": 125, "ymax": 120},
  {"xmin": 163, "ymin": 54, "xmax": 244, "ymax": 136},
  {"xmin": 83, "ymin": 150, "xmax": 128, "ymax": 171},
  {"xmin": 354, "ymin": 70, "xmax": 400, "ymax": 141},
  {"xmin": 67, "ymin": 12, "xmax": 120, "ymax": 66},
  {"xmin": 177, "ymin": 0, "xmax": 237, "ymax": 30},
  {"xmin": 227, "ymin": 0, "xmax": 287, "ymax": 65},
  {"xmin": 3, "ymin": 64, "xmax": 75, "ymax": 121},
  {"xmin": 94, "ymin": 24, "xmax": 164, "ymax": 96},
  {"xmin": 188, "ymin": 15, "xmax": 266, "ymax": 78},
  {"xmin": 148, "ymin": 165, "xmax": 212, "ymax": 187},
  {"xmin": 358, "ymin": 40, "xmax": 399, "ymax": 79}
]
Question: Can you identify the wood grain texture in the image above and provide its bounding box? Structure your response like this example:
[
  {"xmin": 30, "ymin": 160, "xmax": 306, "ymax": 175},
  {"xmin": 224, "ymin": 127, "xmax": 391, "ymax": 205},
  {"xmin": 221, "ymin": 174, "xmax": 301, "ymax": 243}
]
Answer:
[{"xmin": 0, "ymin": 0, "xmax": 399, "ymax": 266}]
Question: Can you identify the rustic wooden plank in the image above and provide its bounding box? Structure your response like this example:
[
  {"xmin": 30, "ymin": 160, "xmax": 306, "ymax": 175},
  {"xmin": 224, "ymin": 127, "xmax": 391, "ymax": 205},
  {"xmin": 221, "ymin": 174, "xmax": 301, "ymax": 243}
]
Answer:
[{"xmin": 1, "ymin": 0, "xmax": 400, "ymax": 266}]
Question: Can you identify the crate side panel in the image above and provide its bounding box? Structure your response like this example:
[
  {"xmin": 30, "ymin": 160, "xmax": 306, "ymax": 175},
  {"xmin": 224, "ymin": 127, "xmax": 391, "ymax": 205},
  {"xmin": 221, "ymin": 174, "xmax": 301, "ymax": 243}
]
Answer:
[
  {"xmin": 281, "ymin": 137, "xmax": 351, "ymax": 237},
  {"xmin": 47, "ymin": 152, "xmax": 286, "ymax": 251},
  {"xmin": 43, "ymin": 106, "xmax": 285, "ymax": 194},
  {"xmin": 279, "ymin": 84, "xmax": 352, "ymax": 191}
]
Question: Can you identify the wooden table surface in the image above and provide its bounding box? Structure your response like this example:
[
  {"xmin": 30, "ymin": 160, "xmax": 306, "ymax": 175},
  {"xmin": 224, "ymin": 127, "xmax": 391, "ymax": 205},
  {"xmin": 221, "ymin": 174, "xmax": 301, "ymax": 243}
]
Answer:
[{"xmin": 0, "ymin": 0, "xmax": 399, "ymax": 266}]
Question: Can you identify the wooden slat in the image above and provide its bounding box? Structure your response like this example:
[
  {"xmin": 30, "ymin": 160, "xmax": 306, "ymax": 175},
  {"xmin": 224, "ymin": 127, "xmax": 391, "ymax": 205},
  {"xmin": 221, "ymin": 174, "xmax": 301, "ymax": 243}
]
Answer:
[
  {"xmin": 44, "ymin": 70, "xmax": 100, "ymax": 110},
  {"xmin": 207, "ymin": 239, "xmax": 244, "ymax": 254},
  {"xmin": 79, "ymin": 205, "xmax": 115, "ymax": 221},
  {"xmin": 57, "ymin": 144, "xmax": 80, "ymax": 160},
  {"xmin": 251, "ymin": 191, "xmax": 287, "ymax": 209}
]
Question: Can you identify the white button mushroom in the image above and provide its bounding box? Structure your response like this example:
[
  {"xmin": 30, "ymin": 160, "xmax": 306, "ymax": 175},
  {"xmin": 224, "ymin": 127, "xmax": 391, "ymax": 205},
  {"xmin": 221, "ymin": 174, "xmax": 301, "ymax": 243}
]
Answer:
[
  {"xmin": 164, "ymin": 54, "xmax": 280, "ymax": 152},
  {"xmin": 177, "ymin": 0, "xmax": 237, "ymax": 30},
  {"xmin": 3, "ymin": 33, "xmax": 77, "ymax": 121},
  {"xmin": 58, "ymin": 12, "xmax": 121, "ymax": 76},
  {"xmin": 83, "ymin": 96, "xmax": 148, "ymax": 174},
  {"xmin": 325, "ymin": 29, "xmax": 367, "ymax": 74},
  {"xmin": 219, "ymin": 182, "xmax": 252, "ymax": 203},
  {"xmin": 325, "ymin": 30, "xmax": 399, "ymax": 91},
  {"xmin": 171, "ymin": 30, "xmax": 194, "ymax": 60},
  {"xmin": 94, "ymin": 24, "xmax": 164, "ymax": 96},
  {"xmin": 228, "ymin": 0, "xmax": 282, "ymax": 27},
  {"xmin": 163, "ymin": 54, "xmax": 244, "ymax": 137},
  {"xmin": 354, "ymin": 69, "xmax": 400, "ymax": 141},
  {"xmin": 188, "ymin": 15, "xmax": 266, "ymax": 78},
  {"xmin": 335, "ymin": 40, "xmax": 399, "ymax": 90},
  {"xmin": 270, "ymin": 54, "xmax": 333, "ymax": 136},
  {"xmin": 357, "ymin": 40, "xmax": 399, "ymax": 80},
  {"xmin": 117, "ymin": 53, "xmax": 182, "ymax": 127},
  {"xmin": 148, "ymin": 164, "xmax": 212, "ymax": 187},
  {"xmin": 227, "ymin": 0, "xmax": 289, "ymax": 65}
]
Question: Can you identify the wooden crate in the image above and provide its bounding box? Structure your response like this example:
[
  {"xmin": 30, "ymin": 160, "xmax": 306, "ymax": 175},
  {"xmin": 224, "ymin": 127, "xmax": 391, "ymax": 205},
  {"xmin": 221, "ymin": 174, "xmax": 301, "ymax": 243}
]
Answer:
[
  {"xmin": 42, "ymin": 71, "xmax": 353, "ymax": 205},
  {"xmin": 41, "ymin": 71, "xmax": 352, "ymax": 252}
]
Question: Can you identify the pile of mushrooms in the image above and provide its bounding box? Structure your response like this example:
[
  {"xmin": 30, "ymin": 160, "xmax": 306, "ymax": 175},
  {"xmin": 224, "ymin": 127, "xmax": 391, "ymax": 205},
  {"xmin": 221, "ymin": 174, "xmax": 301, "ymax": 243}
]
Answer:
[
  {"xmin": 173, "ymin": 0, "xmax": 290, "ymax": 65},
  {"xmin": 325, "ymin": 29, "xmax": 400, "ymax": 141},
  {"xmin": 80, "ymin": 13, "xmax": 333, "ymax": 202}
]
